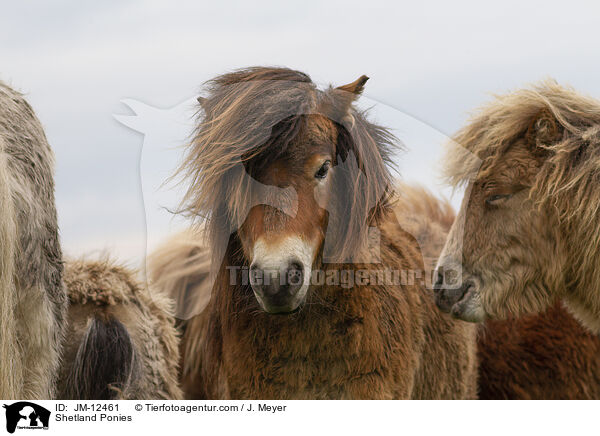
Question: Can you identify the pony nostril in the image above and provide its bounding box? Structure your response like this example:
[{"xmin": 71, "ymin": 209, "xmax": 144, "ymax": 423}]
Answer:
[
  {"xmin": 285, "ymin": 261, "xmax": 304, "ymax": 290},
  {"xmin": 434, "ymin": 266, "xmax": 462, "ymax": 291},
  {"xmin": 286, "ymin": 261, "xmax": 303, "ymax": 287}
]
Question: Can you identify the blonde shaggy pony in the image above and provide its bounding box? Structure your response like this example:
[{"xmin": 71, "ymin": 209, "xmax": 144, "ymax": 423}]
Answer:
[
  {"xmin": 435, "ymin": 80, "xmax": 600, "ymax": 333},
  {"xmin": 0, "ymin": 82, "xmax": 67, "ymax": 399},
  {"xmin": 392, "ymin": 185, "xmax": 600, "ymax": 399}
]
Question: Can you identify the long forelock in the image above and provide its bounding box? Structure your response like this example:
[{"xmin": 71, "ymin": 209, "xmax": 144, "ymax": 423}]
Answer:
[{"xmin": 177, "ymin": 68, "xmax": 315, "ymax": 220}]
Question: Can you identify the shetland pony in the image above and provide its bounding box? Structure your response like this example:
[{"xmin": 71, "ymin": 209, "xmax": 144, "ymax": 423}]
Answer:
[
  {"xmin": 434, "ymin": 81, "xmax": 600, "ymax": 334},
  {"xmin": 151, "ymin": 66, "xmax": 478, "ymax": 399}
]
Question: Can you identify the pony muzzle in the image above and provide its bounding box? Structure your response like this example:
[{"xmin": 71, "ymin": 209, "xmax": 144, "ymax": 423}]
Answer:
[
  {"xmin": 249, "ymin": 237, "xmax": 313, "ymax": 314},
  {"xmin": 433, "ymin": 264, "xmax": 485, "ymax": 322}
]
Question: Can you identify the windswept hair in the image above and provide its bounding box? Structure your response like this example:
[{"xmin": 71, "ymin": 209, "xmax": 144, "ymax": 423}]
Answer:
[
  {"xmin": 444, "ymin": 80, "xmax": 600, "ymax": 218},
  {"xmin": 176, "ymin": 67, "xmax": 398, "ymax": 265},
  {"xmin": 444, "ymin": 80, "xmax": 600, "ymax": 198}
]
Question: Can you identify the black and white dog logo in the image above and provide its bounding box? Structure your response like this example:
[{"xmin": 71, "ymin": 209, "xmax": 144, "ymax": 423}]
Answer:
[{"xmin": 3, "ymin": 402, "xmax": 50, "ymax": 433}]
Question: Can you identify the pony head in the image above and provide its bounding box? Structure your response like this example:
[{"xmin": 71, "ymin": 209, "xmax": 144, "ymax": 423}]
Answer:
[
  {"xmin": 176, "ymin": 67, "xmax": 396, "ymax": 314},
  {"xmin": 434, "ymin": 81, "xmax": 600, "ymax": 330}
]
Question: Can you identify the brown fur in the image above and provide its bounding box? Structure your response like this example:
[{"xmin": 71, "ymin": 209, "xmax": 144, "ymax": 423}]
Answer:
[
  {"xmin": 478, "ymin": 302, "xmax": 600, "ymax": 399},
  {"xmin": 436, "ymin": 81, "xmax": 600, "ymax": 333},
  {"xmin": 154, "ymin": 225, "xmax": 479, "ymax": 399},
  {"xmin": 56, "ymin": 259, "xmax": 183, "ymax": 400},
  {"xmin": 152, "ymin": 66, "xmax": 478, "ymax": 399}
]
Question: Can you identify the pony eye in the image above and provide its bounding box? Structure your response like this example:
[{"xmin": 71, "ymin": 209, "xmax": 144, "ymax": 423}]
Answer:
[
  {"xmin": 314, "ymin": 160, "xmax": 331, "ymax": 179},
  {"xmin": 485, "ymin": 194, "xmax": 511, "ymax": 205}
]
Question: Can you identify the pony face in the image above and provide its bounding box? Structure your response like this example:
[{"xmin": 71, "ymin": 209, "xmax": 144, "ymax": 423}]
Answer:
[
  {"xmin": 237, "ymin": 115, "xmax": 337, "ymax": 314},
  {"xmin": 177, "ymin": 67, "xmax": 396, "ymax": 316},
  {"xmin": 434, "ymin": 140, "xmax": 565, "ymax": 321}
]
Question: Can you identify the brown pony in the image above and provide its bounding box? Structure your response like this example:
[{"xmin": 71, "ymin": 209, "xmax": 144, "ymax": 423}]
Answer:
[
  {"xmin": 397, "ymin": 185, "xmax": 600, "ymax": 399},
  {"xmin": 434, "ymin": 81, "xmax": 600, "ymax": 335},
  {"xmin": 151, "ymin": 66, "xmax": 477, "ymax": 399}
]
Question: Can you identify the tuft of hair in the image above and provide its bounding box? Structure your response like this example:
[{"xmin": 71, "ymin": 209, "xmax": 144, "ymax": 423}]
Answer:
[
  {"xmin": 175, "ymin": 66, "xmax": 399, "ymax": 265},
  {"xmin": 147, "ymin": 228, "xmax": 212, "ymax": 321},
  {"xmin": 63, "ymin": 315, "xmax": 138, "ymax": 400}
]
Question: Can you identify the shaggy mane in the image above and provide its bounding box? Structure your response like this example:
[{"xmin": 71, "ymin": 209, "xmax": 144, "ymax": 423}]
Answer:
[
  {"xmin": 444, "ymin": 80, "xmax": 600, "ymax": 196},
  {"xmin": 176, "ymin": 66, "xmax": 398, "ymax": 265}
]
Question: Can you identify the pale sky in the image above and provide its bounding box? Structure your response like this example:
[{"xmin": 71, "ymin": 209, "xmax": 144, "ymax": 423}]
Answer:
[{"xmin": 2, "ymin": 0, "xmax": 600, "ymax": 267}]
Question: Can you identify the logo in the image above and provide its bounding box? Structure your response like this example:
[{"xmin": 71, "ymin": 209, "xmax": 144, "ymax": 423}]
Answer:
[{"xmin": 2, "ymin": 402, "xmax": 50, "ymax": 433}]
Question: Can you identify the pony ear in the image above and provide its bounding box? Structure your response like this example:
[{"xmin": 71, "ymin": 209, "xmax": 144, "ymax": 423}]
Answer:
[
  {"xmin": 526, "ymin": 108, "xmax": 562, "ymax": 147},
  {"xmin": 322, "ymin": 75, "xmax": 369, "ymax": 124},
  {"xmin": 335, "ymin": 75, "xmax": 369, "ymax": 115},
  {"xmin": 336, "ymin": 75, "xmax": 369, "ymax": 97}
]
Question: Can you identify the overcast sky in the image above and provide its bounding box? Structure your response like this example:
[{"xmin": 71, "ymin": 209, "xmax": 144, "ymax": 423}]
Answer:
[{"xmin": 2, "ymin": 0, "xmax": 600, "ymax": 267}]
